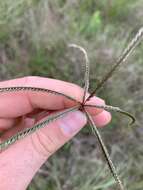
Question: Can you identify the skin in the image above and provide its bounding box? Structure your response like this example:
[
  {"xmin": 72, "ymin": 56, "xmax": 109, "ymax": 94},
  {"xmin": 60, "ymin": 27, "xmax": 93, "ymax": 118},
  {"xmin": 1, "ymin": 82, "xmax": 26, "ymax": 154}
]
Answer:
[{"xmin": 0, "ymin": 76, "xmax": 111, "ymax": 190}]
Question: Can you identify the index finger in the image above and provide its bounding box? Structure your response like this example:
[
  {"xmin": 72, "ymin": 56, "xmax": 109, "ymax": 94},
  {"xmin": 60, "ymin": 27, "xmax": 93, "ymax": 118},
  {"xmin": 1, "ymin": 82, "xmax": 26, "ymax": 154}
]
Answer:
[
  {"xmin": 0, "ymin": 76, "xmax": 105, "ymax": 118},
  {"xmin": 0, "ymin": 76, "xmax": 84, "ymax": 118}
]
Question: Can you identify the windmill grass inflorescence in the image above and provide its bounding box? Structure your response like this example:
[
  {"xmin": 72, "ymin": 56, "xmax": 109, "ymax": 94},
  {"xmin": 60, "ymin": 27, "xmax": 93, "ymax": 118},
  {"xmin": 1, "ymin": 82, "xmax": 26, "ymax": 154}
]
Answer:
[{"xmin": 0, "ymin": 27, "xmax": 143, "ymax": 190}]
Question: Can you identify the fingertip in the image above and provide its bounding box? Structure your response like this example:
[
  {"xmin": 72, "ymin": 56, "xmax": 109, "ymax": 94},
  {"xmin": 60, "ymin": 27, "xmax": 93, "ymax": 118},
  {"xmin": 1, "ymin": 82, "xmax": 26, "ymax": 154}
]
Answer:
[
  {"xmin": 93, "ymin": 110, "xmax": 112, "ymax": 127},
  {"xmin": 85, "ymin": 96, "xmax": 105, "ymax": 115}
]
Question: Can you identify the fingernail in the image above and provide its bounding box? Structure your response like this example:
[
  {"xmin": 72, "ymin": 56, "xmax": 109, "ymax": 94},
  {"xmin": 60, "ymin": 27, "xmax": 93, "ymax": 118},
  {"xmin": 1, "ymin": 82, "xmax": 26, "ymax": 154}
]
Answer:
[{"xmin": 59, "ymin": 111, "xmax": 87, "ymax": 136}]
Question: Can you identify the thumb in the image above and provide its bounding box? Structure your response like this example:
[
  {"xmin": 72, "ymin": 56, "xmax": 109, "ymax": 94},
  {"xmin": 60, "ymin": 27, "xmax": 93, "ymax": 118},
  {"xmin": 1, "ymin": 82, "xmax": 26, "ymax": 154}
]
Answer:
[
  {"xmin": 32, "ymin": 110, "xmax": 87, "ymax": 156},
  {"xmin": 0, "ymin": 111, "xmax": 87, "ymax": 190}
]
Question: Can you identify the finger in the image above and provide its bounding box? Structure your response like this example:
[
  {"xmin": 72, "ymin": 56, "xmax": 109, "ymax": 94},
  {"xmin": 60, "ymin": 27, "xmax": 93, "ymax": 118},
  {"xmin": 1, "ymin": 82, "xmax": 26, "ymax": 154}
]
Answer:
[
  {"xmin": 92, "ymin": 110, "xmax": 112, "ymax": 127},
  {"xmin": 0, "ymin": 117, "xmax": 35, "ymax": 140},
  {"xmin": 0, "ymin": 76, "xmax": 83, "ymax": 118},
  {"xmin": 0, "ymin": 111, "xmax": 87, "ymax": 190},
  {"xmin": 0, "ymin": 110, "xmax": 51, "ymax": 137},
  {"xmin": 85, "ymin": 96, "xmax": 105, "ymax": 115},
  {"xmin": 0, "ymin": 76, "xmax": 105, "ymax": 118},
  {"xmin": 0, "ymin": 109, "xmax": 48, "ymax": 132},
  {"xmin": 1, "ymin": 108, "xmax": 110, "ymax": 140},
  {"xmin": 0, "ymin": 118, "xmax": 16, "ymax": 131},
  {"xmin": 0, "ymin": 98, "xmax": 105, "ymax": 132}
]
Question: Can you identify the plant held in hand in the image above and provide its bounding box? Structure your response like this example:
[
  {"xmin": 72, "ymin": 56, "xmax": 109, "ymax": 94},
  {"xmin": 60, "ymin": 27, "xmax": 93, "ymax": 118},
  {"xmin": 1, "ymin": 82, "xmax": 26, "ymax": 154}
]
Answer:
[{"xmin": 0, "ymin": 27, "xmax": 143, "ymax": 190}]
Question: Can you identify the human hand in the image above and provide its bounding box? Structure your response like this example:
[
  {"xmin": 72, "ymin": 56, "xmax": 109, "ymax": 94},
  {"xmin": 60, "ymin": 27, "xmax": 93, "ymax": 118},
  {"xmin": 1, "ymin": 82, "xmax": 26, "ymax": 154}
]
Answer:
[{"xmin": 0, "ymin": 76, "xmax": 111, "ymax": 190}]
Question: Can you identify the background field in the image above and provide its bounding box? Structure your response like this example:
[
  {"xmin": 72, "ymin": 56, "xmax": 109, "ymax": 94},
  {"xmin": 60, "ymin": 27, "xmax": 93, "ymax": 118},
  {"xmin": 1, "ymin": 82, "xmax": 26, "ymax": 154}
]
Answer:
[{"xmin": 0, "ymin": 0, "xmax": 143, "ymax": 189}]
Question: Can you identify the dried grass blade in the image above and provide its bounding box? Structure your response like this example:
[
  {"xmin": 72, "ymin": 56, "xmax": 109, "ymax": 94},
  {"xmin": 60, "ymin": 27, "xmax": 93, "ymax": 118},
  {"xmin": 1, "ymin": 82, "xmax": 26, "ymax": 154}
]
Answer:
[
  {"xmin": 0, "ymin": 105, "xmax": 79, "ymax": 151},
  {"xmin": 0, "ymin": 86, "xmax": 79, "ymax": 103},
  {"xmin": 87, "ymin": 27, "xmax": 143, "ymax": 99},
  {"xmin": 85, "ymin": 110, "xmax": 124, "ymax": 190},
  {"xmin": 69, "ymin": 44, "xmax": 90, "ymax": 103},
  {"xmin": 85, "ymin": 104, "xmax": 135, "ymax": 125}
]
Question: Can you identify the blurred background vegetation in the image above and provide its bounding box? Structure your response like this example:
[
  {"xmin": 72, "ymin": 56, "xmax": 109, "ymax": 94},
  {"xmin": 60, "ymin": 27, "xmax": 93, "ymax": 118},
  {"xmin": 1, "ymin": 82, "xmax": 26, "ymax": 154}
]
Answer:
[{"xmin": 0, "ymin": 0, "xmax": 143, "ymax": 189}]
